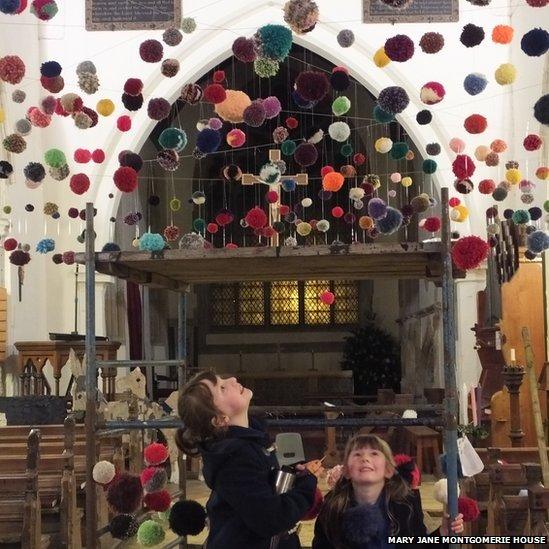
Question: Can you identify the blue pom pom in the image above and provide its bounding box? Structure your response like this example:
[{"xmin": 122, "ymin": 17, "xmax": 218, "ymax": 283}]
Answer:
[
  {"xmin": 256, "ymin": 24, "xmax": 293, "ymax": 61},
  {"xmin": 375, "ymin": 207, "xmax": 403, "ymax": 235},
  {"xmin": 342, "ymin": 503, "xmax": 385, "ymax": 545},
  {"xmin": 527, "ymin": 230, "xmax": 549, "ymax": 254},
  {"xmin": 463, "ymin": 73, "xmax": 488, "ymax": 96},
  {"xmin": 36, "ymin": 238, "xmax": 55, "ymax": 254},
  {"xmin": 292, "ymin": 90, "xmax": 315, "ymax": 109},
  {"xmin": 521, "ymin": 28, "xmax": 549, "ymax": 57},
  {"xmin": 422, "ymin": 159, "xmax": 437, "ymax": 174},
  {"xmin": 139, "ymin": 232, "xmax": 165, "ymax": 252},
  {"xmin": 529, "ymin": 206, "xmax": 542, "ymax": 221},
  {"xmin": 102, "ymin": 242, "xmax": 121, "ymax": 252},
  {"xmin": 196, "ymin": 129, "xmax": 221, "ymax": 154},
  {"xmin": 0, "ymin": 0, "xmax": 20, "ymax": 15},
  {"xmin": 159, "ymin": 128, "xmax": 187, "ymax": 152},
  {"xmin": 40, "ymin": 60, "xmax": 62, "ymax": 78},
  {"xmin": 282, "ymin": 179, "xmax": 297, "ymax": 192}
]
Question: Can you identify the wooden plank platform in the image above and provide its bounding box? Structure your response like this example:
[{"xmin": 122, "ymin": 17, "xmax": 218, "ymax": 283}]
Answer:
[{"xmin": 75, "ymin": 242, "xmax": 464, "ymax": 289}]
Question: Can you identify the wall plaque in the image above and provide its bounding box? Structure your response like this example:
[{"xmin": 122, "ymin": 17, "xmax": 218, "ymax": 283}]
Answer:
[
  {"xmin": 363, "ymin": 0, "xmax": 459, "ymax": 24},
  {"xmin": 86, "ymin": 0, "xmax": 181, "ymax": 31}
]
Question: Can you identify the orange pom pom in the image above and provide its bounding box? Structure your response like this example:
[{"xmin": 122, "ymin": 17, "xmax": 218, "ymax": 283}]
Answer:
[
  {"xmin": 323, "ymin": 172, "xmax": 344, "ymax": 192},
  {"xmin": 492, "ymin": 25, "xmax": 514, "ymax": 44}
]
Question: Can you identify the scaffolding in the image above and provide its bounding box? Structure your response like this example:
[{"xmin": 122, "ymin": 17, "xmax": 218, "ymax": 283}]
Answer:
[{"xmin": 81, "ymin": 187, "xmax": 460, "ymax": 548}]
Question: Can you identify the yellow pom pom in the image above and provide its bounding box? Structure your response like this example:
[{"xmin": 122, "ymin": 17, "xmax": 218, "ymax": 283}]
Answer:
[
  {"xmin": 358, "ymin": 216, "xmax": 374, "ymax": 230},
  {"xmin": 296, "ymin": 221, "xmax": 312, "ymax": 236},
  {"xmin": 495, "ymin": 63, "xmax": 516, "ymax": 85},
  {"xmin": 373, "ymin": 48, "xmax": 390, "ymax": 68},
  {"xmin": 505, "ymin": 168, "xmax": 521, "ymax": 184},
  {"xmin": 375, "ymin": 137, "xmax": 392, "ymax": 154},
  {"xmin": 96, "ymin": 99, "xmax": 115, "ymax": 117},
  {"xmin": 450, "ymin": 205, "xmax": 469, "ymax": 222},
  {"xmin": 401, "ymin": 176, "xmax": 413, "ymax": 187}
]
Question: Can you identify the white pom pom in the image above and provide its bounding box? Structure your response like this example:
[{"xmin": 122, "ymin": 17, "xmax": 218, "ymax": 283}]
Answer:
[
  {"xmin": 349, "ymin": 187, "xmax": 365, "ymax": 201},
  {"xmin": 316, "ymin": 219, "xmax": 330, "ymax": 233},
  {"xmin": 402, "ymin": 409, "xmax": 417, "ymax": 418},
  {"xmin": 328, "ymin": 121, "xmax": 351, "ymax": 142},
  {"xmin": 93, "ymin": 460, "xmax": 116, "ymax": 485},
  {"xmin": 259, "ymin": 162, "xmax": 281, "ymax": 185},
  {"xmin": 433, "ymin": 478, "xmax": 460, "ymax": 504}
]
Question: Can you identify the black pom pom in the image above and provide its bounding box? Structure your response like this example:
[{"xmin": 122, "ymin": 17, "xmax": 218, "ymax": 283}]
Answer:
[
  {"xmin": 25, "ymin": 204, "xmax": 34, "ymax": 212},
  {"xmin": 148, "ymin": 195, "xmax": 160, "ymax": 206},
  {"xmin": 169, "ymin": 500, "xmax": 207, "ymax": 536},
  {"xmin": 121, "ymin": 93, "xmax": 144, "ymax": 112},
  {"xmin": 460, "ymin": 24, "xmax": 485, "ymax": 48},
  {"xmin": 109, "ymin": 514, "xmax": 139, "ymax": 540},
  {"xmin": 52, "ymin": 254, "xmax": 63, "ymax": 264},
  {"xmin": 529, "ymin": 206, "xmax": 542, "ymax": 221},
  {"xmin": 330, "ymin": 71, "xmax": 350, "ymax": 92},
  {"xmin": 102, "ymin": 242, "xmax": 121, "ymax": 252},
  {"xmin": 416, "ymin": 110, "xmax": 432, "ymax": 125},
  {"xmin": 120, "ymin": 152, "xmax": 143, "ymax": 173},
  {"xmin": 0, "ymin": 160, "xmax": 14, "ymax": 179},
  {"xmin": 451, "ymin": 231, "xmax": 460, "ymax": 239},
  {"xmin": 503, "ymin": 208, "xmax": 514, "ymax": 220},
  {"xmin": 533, "ymin": 94, "xmax": 549, "ymax": 126},
  {"xmin": 525, "ymin": 249, "xmax": 538, "ymax": 260}
]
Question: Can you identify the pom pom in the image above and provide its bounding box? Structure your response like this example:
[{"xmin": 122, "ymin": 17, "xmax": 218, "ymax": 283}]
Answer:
[
  {"xmin": 147, "ymin": 98, "xmax": 171, "ymax": 121},
  {"xmin": 203, "ymin": 83, "xmax": 226, "ymax": 105},
  {"xmin": 295, "ymin": 71, "xmax": 329, "ymax": 102},
  {"xmin": 353, "ymin": 153, "xmax": 366, "ymax": 166},
  {"xmin": 337, "ymin": 29, "xmax": 355, "ymax": 48},
  {"xmin": 214, "ymin": 90, "xmax": 251, "ymax": 123},
  {"xmin": 378, "ymin": 86, "xmax": 409, "ymax": 114},
  {"xmin": 255, "ymin": 24, "xmax": 293, "ymax": 61},
  {"xmin": 320, "ymin": 291, "xmax": 335, "ymax": 305},
  {"xmin": 137, "ymin": 520, "xmax": 165, "ymax": 547},
  {"xmin": 420, "ymin": 81, "xmax": 445, "ymax": 105},
  {"xmin": 93, "ymin": 461, "xmax": 116, "ymax": 485},
  {"xmin": 161, "ymin": 58, "xmax": 180, "ymax": 78},
  {"xmin": 139, "ymin": 39, "xmax": 163, "ymax": 63},
  {"xmin": 331, "ymin": 69, "xmax": 351, "ymax": 91},
  {"xmin": 394, "ymin": 454, "xmax": 421, "ymax": 489},
  {"xmin": 62, "ymin": 251, "xmax": 75, "ymax": 265},
  {"xmin": 368, "ymin": 198, "xmax": 388, "ymax": 220},
  {"xmin": 9, "ymin": 250, "xmax": 30, "ymax": 266},
  {"xmin": 492, "ymin": 25, "xmax": 514, "ymax": 44},
  {"xmin": 40, "ymin": 75, "xmax": 64, "ymax": 93},
  {"xmin": 181, "ymin": 16, "xmax": 197, "ymax": 33},
  {"xmin": 109, "ymin": 514, "xmax": 139, "ymax": 540},
  {"xmin": 419, "ymin": 32, "xmax": 444, "ymax": 54},
  {"xmin": 120, "ymin": 152, "xmax": 143, "ymax": 172},
  {"xmin": 232, "ymin": 36, "xmax": 257, "ymax": 63},
  {"xmin": 495, "ymin": 63, "xmax": 516, "ymax": 85},
  {"xmin": 24, "ymin": 162, "xmax": 46, "ymax": 183},
  {"xmin": 169, "ymin": 500, "xmax": 207, "ymax": 536},
  {"xmin": 3, "ymin": 238, "xmax": 18, "ymax": 251},
  {"xmin": 117, "ymin": 115, "xmax": 132, "ymax": 132},
  {"xmin": 159, "ymin": 128, "xmax": 187, "ymax": 151},
  {"xmin": 331, "ymin": 206, "xmax": 344, "ymax": 218},
  {"xmin": 506, "ymin": 168, "xmax": 522, "ymax": 184},
  {"xmin": 15, "ymin": 118, "xmax": 31, "ymax": 136},
  {"xmin": 44, "ymin": 148, "xmax": 66, "ymax": 168},
  {"xmin": 523, "ymin": 134, "xmax": 542, "ymax": 151},
  {"xmin": 416, "ymin": 110, "xmax": 432, "ymax": 125},
  {"xmin": 113, "ymin": 166, "xmax": 138, "ymax": 193},
  {"xmin": 423, "ymin": 217, "xmax": 442, "ymax": 232},
  {"xmin": 411, "ymin": 194, "xmax": 431, "ymax": 213},
  {"xmin": 0, "ymin": 55, "xmax": 25, "ymax": 84},
  {"xmin": 452, "ymin": 236, "xmax": 489, "ymax": 270},
  {"xmin": 464, "ymin": 73, "xmax": 488, "ymax": 96},
  {"xmin": 139, "ymin": 233, "xmax": 165, "ymax": 252},
  {"xmin": 245, "ymin": 207, "xmax": 267, "ymax": 229},
  {"xmin": 458, "ymin": 496, "xmax": 480, "ymax": 523},
  {"xmin": 328, "ymin": 121, "xmax": 351, "ymax": 142},
  {"xmin": 243, "ymin": 100, "xmax": 266, "ymax": 127},
  {"xmin": 11, "ymin": 89, "xmax": 25, "ymax": 104},
  {"xmin": 373, "ymin": 48, "xmax": 390, "ymax": 67},
  {"xmin": 286, "ymin": 116, "xmax": 299, "ymax": 129},
  {"xmin": 521, "ymin": 28, "xmax": 549, "ymax": 57},
  {"xmin": 376, "ymin": 207, "xmax": 402, "ymax": 234},
  {"xmin": 163, "ymin": 26, "xmax": 182, "ymax": 46},
  {"xmin": 342, "ymin": 501, "xmax": 386, "ymax": 544},
  {"xmin": 196, "ymin": 129, "xmax": 221, "ymax": 154},
  {"xmin": 323, "ymin": 172, "xmax": 344, "ymax": 192},
  {"xmin": 294, "ymin": 142, "xmax": 318, "ymax": 167},
  {"xmin": 254, "ymin": 57, "xmax": 279, "ymax": 78},
  {"xmin": 384, "ymin": 34, "xmax": 415, "ymax": 62},
  {"xmin": 426, "ymin": 143, "xmax": 441, "ymax": 156},
  {"xmin": 40, "ymin": 60, "xmax": 61, "ymax": 78},
  {"xmin": 261, "ymin": 96, "xmax": 281, "ymax": 120},
  {"xmin": 474, "ymin": 145, "xmax": 490, "ymax": 161},
  {"xmin": 423, "ymin": 159, "xmax": 437, "ymax": 174},
  {"xmin": 527, "ymin": 230, "xmax": 549, "ymax": 253},
  {"xmin": 0, "ymin": 0, "xmax": 21, "ymax": 15},
  {"xmin": 461, "ymin": 24, "xmax": 485, "ymax": 47},
  {"xmin": 107, "ymin": 473, "xmax": 143, "ymax": 514},
  {"xmin": 512, "ymin": 209, "xmax": 530, "ymax": 224},
  {"xmin": 390, "ymin": 142, "xmax": 408, "ymax": 160},
  {"xmin": 70, "ymin": 173, "xmax": 90, "ymax": 195},
  {"xmin": 30, "ymin": 0, "xmax": 58, "ymax": 20},
  {"xmin": 479, "ymin": 179, "xmax": 496, "ymax": 194},
  {"xmin": 92, "ymin": 149, "xmax": 105, "ymax": 163},
  {"xmin": 373, "ymin": 105, "xmax": 394, "ymax": 123},
  {"xmin": 259, "ymin": 162, "xmax": 281, "ymax": 185},
  {"xmin": 534, "ymin": 94, "xmax": 549, "ymax": 125},
  {"xmin": 485, "ymin": 152, "xmax": 499, "ymax": 166},
  {"xmin": 124, "ymin": 78, "xmax": 143, "ymax": 96},
  {"xmin": 144, "ymin": 490, "xmax": 172, "ymax": 512},
  {"xmin": 332, "ymin": 96, "xmax": 351, "ymax": 116},
  {"xmin": 3, "ymin": 133, "xmax": 26, "ymax": 154},
  {"xmin": 464, "ymin": 114, "xmax": 487, "ymax": 134},
  {"xmin": 0, "ymin": 161, "xmax": 14, "ymax": 179},
  {"xmin": 452, "ymin": 155, "xmax": 476, "ymax": 179}
]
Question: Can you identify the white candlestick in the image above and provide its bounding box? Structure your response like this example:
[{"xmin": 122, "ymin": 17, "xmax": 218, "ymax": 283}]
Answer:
[{"xmin": 510, "ymin": 348, "xmax": 516, "ymax": 363}]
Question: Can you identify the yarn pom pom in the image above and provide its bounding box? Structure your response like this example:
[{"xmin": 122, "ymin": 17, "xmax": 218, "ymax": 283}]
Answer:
[
  {"xmin": 196, "ymin": 129, "xmax": 221, "ymax": 154},
  {"xmin": 243, "ymin": 100, "xmax": 266, "ymax": 127},
  {"xmin": 478, "ymin": 179, "xmax": 496, "ymax": 194},
  {"xmin": 0, "ymin": 0, "xmax": 21, "ymax": 14},
  {"xmin": 393, "ymin": 454, "xmax": 421, "ymax": 489},
  {"xmin": 203, "ymin": 84, "xmax": 226, "ymax": 104},
  {"xmin": 464, "ymin": 114, "xmax": 487, "ymax": 134},
  {"xmin": 378, "ymin": 86, "xmax": 409, "ymax": 114},
  {"xmin": 163, "ymin": 27, "xmax": 182, "ymax": 46},
  {"xmin": 169, "ymin": 500, "xmax": 207, "ymax": 536},
  {"xmin": 246, "ymin": 207, "xmax": 268, "ymax": 229},
  {"xmin": 117, "ymin": 115, "xmax": 132, "ymax": 132},
  {"xmin": 495, "ymin": 63, "xmax": 516, "ymax": 85},
  {"xmin": 254, "ymin": 56, "xmax": 279, "ymax": 80},
  {"xmin": 426, "ymin": 143, "xmax": 441, "ymax": 156},
  {"xmin": 423, "ymin": 159, "xmax": 437, "ymax": 174},
  {"xmin": 423, "ymin": 217, "xmax": 442, "ymax": 232},
  {"xmin": 30, "ymin": 0, "xmax": 58, "ymax": 20},
  {"xmin": 159, "ymin": 127, "xmax": 187, "ymax": 151},
  {"xmin": 458, "ymin": 496, "xmax": 480, "ymax": 523},
  {"xmin": 492, "ymin": 25, "xmax": 514, "ymax": 44},
  {"xmin": 523, "ymin": 134, "xmax": 542, "ymax": 151},
  {"xmin": 295, "ymin": 71, "xmax": 329, "ymax": 102},
  {"xmin": 144, "ymin": 490, "xmax": 172, "ymax": 512},
  {"xmin": 452, "ymin": 236, "xmax": 489, "ymax": 270},
  {"xmin": 534, "ymin": 94, "xmax": 549, "ymax": 125},
  {"xmin": 36, "ymin": 238, "xmax": 55, "ymax": 253},
  {"xmin": 40, "ymin": 60, "xmax": 61, "ymax": 78},
  {"xmin": 342, "ymin": 502, "xmax": 385, "ymax": 544},
  {"xmin": 332, "ymin": 96, "xmax": 351, "ymax": 116},
  {"xmin": 139, "ymin": 39, "xmax": 163, "ymax": 63},
  {"xmin": 331, "ymin": 69, "xmax": 350, "ymax": 91},
  {"xmin": 255, "ymin": 24, "xmax": 293, "ymax": 61},
  {"xmin": 527, "ymin": 230, "xmax": 549, "ymax": 254},
  {"xmin": 452, "ymin": 155, "xmax": 476, "ymax": 179},
  {"xmin": 460, "ymin": 24, "xmax": 485, "ymax": 47},
  {"xmin": 375, "ymin": 207, "xmax": 403, "ymax": 235},
  {"xmin": 181, "ymin": 16, "xmax": 197, "ymax": 33},
  {"xmin": 464, "ymin": 73, "xmax": 488, "ymax": 96},
  {"xmin": 137, "ymin": 520, "xmax": 165, "ymax": 547},
  {"xmin": 368, "ymin": 198, "xmax": 388, "ymax": 220},
  {"xmin": 283, "ymin": 0, "xmax": 319, "ymax": 34},
  {"xmin": 521, "ymin": 28, "xmax": 549, "ymax": 57},
  {"xmin": 214, "ymin": 90, "xmax": 251, "ymax": 123},
  {"xmin": 232, "ymin": 37, "xmax": 257, "ymax": 63},
  {"xmin": 420, "ymin": 81, "xmax": 445, "ymax": 105},
  {"xmin": 113, "ymin": 166, "xmax": 138, "ymax": 193},
  {"xmin": 69, "ymin": 173, "xmax": 90, "ymax": 195},
  {"xmin": 512, "ymin": 209, "xmax": 530, "ymax": 224},
  {"xmin": 92, "ymin": 149, "xmax": 105, "ymax": 163},
  {"xmin": 24, "ymin": 162, "xmax": 46, "ymax": 183},
  {"xmin": 44, "ymin": 148, "xmax": 66, "ymax": 168},
  {"xmin": 323, "ymin": 172, "xmax": 344, "ymax": 192},
  {"xmin": 3, "ymin": 238, "xmax": 18, "ymax": 251},
  {"xmin": 0, "ymin": 161, "xmax": 14, "ymax": 179},
  {"xmin": 147, "ymin": 98, "xmax": 171, "ymax": 121},
  {"xmin": 374, "ymin": 105, "xmax": 395, "ymax": 123},
  {"xmin": 337, "ymin": 29, "xmax": 355, "ymax": 48},
  {"xmin": 124, "ymin": 78, "xmax": 143, "ymax": 96},
  {"xmin": 294, "ymin": 142, "xmax": 318, "ymax": 167},
  {"xmin": 109, "ymin": 514, "xmax": 139, "ymax": 541},
  {"xmin": 107, "ymin": 473, "xmax": 143, "ymax": 514},
  {"xmin": 419, "ymin": 32, "xmax": 444, "ymax": 54},
  {"xmin": 384, "ymin": 34, "xmax": 415, "ymax": 62},
  {"xmin": 139, "ymin": 233, "xmax": 165, "ymax": 252},
  {"xmin": 9, "ymin": 250, "xmax": 31, "ymax": 266},
  {"xmin": 263, "ymin": 96, "xmax": 282, "ymax": 119},
  {"xmin": 328, "ymin": 121, "xmax": 351, "ymax": 142},
  {"xmin": 0, "ymin": 55, "xmax": 25, "ymax": 85},
  {"xmin": 92, "ymin": 461, "xmax": 116, "ymax": 485},
  {"xmin": 416, "ymin": 110, "xmax": 432, "ymax": 125}
]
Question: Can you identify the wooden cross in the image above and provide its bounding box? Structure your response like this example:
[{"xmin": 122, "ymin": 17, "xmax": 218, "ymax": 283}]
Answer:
[{"xmin": 242, "ymin": 149, "xmax": 308, "ymax": 246}]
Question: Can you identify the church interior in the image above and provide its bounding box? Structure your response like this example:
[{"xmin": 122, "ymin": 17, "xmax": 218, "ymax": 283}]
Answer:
[{"xmin": 0, "ymin": 0, "xmax": 548, "ymax": 547}]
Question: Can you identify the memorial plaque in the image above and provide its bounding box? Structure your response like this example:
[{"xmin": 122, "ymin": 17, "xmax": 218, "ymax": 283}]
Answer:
[
  {"xmin": 86, "ymin": 0, "xmax": 181, "ymax": 31},
  {"xmin": 363, "ymin": 0, "xmax": 459, "ymax": 24}
]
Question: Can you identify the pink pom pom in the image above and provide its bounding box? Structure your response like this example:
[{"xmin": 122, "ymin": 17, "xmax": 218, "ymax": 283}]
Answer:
[{"xmin": 117, "ymin": 115, "xmax": 131, "ymax": 132}]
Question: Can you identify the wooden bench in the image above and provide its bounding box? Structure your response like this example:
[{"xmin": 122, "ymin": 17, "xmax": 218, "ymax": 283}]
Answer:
[
  {"xmin": 0, "ymin": 429, "xmax": 41, "ymax": 548},
  {"xmin": 476, "ymin": 447, "xmax": 549, "ymax": 465},
  {"xmin": 403, "ymin": 426, "xmax": 441, "ymax": 477}
]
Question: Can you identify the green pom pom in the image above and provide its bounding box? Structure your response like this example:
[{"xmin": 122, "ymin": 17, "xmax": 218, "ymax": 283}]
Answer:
[
  {"xmin": 373, "ymin": 105, "xmax": 394, "ymax": 124},
  {"xmin": 256, "ymin": 24, "xmax": 292, "ymax": 61},
  {"xmin": 422, "ymin": 159, "xmax": 437, "ymax": 174},
  {"xmin": 139, "ymin": 232, "xmax": 165, "ymax": 252},
  {"xmin": 137, "ymin": 520, "xmax": 165, "ymax": 547},
  {"xmin": 340, "ymin": 143, "xmax": 353, "ymax": 157},
  {"xmin": 181, "ymin": 17, "xmax": 197, "ymax": 34},
  {"xmin": 281, "ymin": 140, "xmax": 297, "ymax": 156},
  {"xmin": 544, "ymin": 200, "xmax": 549, "ymax": 213},
  {"xmin": 511, "ymin": 209, "xmax": 530, "ymax": 225},
  {"xmin": 390, "ymin": 142, "xmax": 409, "ymax": 160},
  {"xmin": 44, "ymin": 148, "xmax": 66, "ymax": 168},
  {"xmin": 254, "ymin": 58, "xmax": 279, "ymax": 78},
  {"xmin": 193, "ymin": 218, "xmax": 206, "ymax": 233},
  {"xmin": 159, "ymin": 128, "xmax": 187, "ymax": 152},
  {"xmin": 332, "ymin": 96, "xmax": 351, "ymax": 116},
  {"xmin": 3, "ymin": 205, "xmax": 11, "ymax": 214}
]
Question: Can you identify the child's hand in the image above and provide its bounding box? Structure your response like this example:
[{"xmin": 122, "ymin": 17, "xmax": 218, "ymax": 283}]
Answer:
[{"xmin": 440, "ymin": 513, "xmax": 464, "ymax": 535}]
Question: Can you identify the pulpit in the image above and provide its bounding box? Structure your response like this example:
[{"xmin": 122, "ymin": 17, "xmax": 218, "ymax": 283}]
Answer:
[{"xmin": 14, "ymin": 340, "xmax": 121, "ymax": 399}]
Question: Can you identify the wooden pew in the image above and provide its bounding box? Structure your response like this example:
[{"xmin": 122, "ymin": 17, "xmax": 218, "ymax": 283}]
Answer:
[
  {"xmin": 0, "ymin": 429, "xmax": 41, "ymax": 548},
  {"xmin": 476, "ymin": 447, "xmax": 549, "ymax": 465}
]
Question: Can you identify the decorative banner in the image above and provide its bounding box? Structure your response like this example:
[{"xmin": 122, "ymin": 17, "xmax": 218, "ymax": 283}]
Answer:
[
  {"xmin": 86, "ymin": 0, "xmax": 181, "ymax": 31},
  {"xmin": 363, "ymin": 0, "xmax": 459, "ymax": 24}
]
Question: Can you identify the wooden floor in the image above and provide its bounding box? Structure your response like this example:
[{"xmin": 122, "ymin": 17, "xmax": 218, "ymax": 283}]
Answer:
[{"xmin": 121, "ymin": 476, "xmax": 443, "ymax": 548}]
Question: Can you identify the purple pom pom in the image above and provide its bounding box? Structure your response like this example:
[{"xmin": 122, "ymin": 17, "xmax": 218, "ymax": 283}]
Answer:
[{"xmin": 368, "ymin": 198, "xmax": 388, "ymax": 220}]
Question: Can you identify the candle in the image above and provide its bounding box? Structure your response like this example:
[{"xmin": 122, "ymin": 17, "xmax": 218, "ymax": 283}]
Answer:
[
  {"xmin": 470, "ymin": 386, "xmax": 478, "ymax": 426},
  {"xmin": 510, "ymin": 348, "xmax": 516, "ymax": 363}
]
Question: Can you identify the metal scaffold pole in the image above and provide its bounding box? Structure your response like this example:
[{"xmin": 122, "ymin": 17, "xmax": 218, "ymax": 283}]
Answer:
[
  {"xmin": 178, "ymin": 291, "xmax": 188, "ymax": 549},
  {"xmin": 441, "ymin": 187, "xmax": 459, "ymax": 546}
]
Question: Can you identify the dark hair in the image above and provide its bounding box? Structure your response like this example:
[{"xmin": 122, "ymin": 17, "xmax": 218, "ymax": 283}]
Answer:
[
  {"xmin": 318, "ymin": 434, "xmax": 411, "ymax": 548},
  {"xmin": 175, "ymin": 371, "xmax": 226, "ymax": 456}
]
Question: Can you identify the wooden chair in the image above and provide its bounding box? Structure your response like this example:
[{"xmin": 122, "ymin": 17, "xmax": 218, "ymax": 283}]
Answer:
[
  {"xmin": 0, "ymin": 429, "xmax": 41, "ymax": 548},
  {"xmin": 403, "ymin": 426, "xmax": 441, "ymax": 477}
]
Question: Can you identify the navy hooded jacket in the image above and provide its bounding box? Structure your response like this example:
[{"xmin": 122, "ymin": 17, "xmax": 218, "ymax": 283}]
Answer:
[{"xmin": 200, "ymin": 421, "xmax": 317, "ymax": 549}]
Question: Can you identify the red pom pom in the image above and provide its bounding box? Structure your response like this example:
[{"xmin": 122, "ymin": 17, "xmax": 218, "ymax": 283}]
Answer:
[
  {"xmin": 279, "ymin": 204, "xmax": 290, "ymax": 216},
  {"xmin": 143, "ymin": 490, "xmax": 172, "ymax": 512},
  {"xmin": 464, "ymin": 114, "xmax": 487, "ymax": 134},
  {"xmin": 262, "ymin": 226, "xmax": 276, "ymax": 238},
  {"xmin": 203, "ymin": 84, "xmax": 226, "ymax": 104},
  {"xmin": 124, "ymin": 78, "xmax": 143, "ymax": 96},
  {"xmin": 55, "ymin": 99, "xmax": 69, "ymax": 117},
  {"xmin": 74, "ymin": 149, "xmax": 91, "ymax": 163},
  {"xmin": 213, "ymin": 70, "xmax": 226, "ymax": 83},
  {"xmin": 353, "ymin": 153, "xmax": 366, "ymax": 166},
  {"xmin": 70, "ymin": 173, "xmax": 90, "ymax": 195},
  {"xmin": 113, "ymin": 166, "xmax": 138, "ymax": 193},
  {"xmin": 452, "ymin": 236, "xmax": 489, "ymax": 270},
  {"xmin": 321, "ymin": 165, "xmax": 334, "ymax": 177},
  {"xmin": 226, "ymin": 242, "xmax": 238, "ymax": 249},
  {"xmin": 320, "ymin": 291, "xmax": 335, "ymax": 305},
  {"xmin": 41, "ymin": 75, "xmax": 64, "ymax": 94},
  {"xmin": 144, "ymin": 442, "xmax": 169, "ymax": 466},
  {"xmin": 266, "ymin": 190, "xmax": 279, "ymax": 204},
  {"xmin": 207, "ymin": 223, "xmax": 219, "ymax": 234},
  {"xmin": 92, "ymin": 149, "xmax": 105, "ymax": 163},
  {"xmin": 117, "ymin": 115, "xmax": 132, "ymax": 132},
  {"xmin": 452, "ymin": 154, "xmax": 476, "ymax": 179},
  {"xmin": 285, "ymin": 116, "xmax": 298, "ymax": 129},
  {"xmin": 393, "ymin": 454, "xmax": 421, "ymax": 489},
  {"xmin": 139, "ymin": 39, "xmax": 163, "ymax": 63},
  {"xmin": 448, "ymin": 197, "xmax": 461, "ymax": 207},
  {"xmin": 331, "ymin": 206, "xmax": 344, "ymax": 218},
  {"xmin": 302, "ymin": 487, "xmax": 324, "ymax": 521},
  {"xmin": 523, "ymin": 134, "xmax": 542, "ymax": 151},
  {"xmin": 245, "ymin": 207, "xmax": 268, "ymax": 229},
  {"xmin": 3, "ymin": 238, "xmax": 18, "ymax": 251},
  {"xmin": 423, "ymin": 216, "xmax": 442, "ymax": 232},
  {"xmin": 458, "ymin": 496, "xmax": 480, "ymax": 522},
  {"xmin": 215, "ymin": 212, "xmax": 234, "ymax": 226},
  {"xmin": 478, "ymin": 179, "xmax": 496, "ymax": 194}
]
